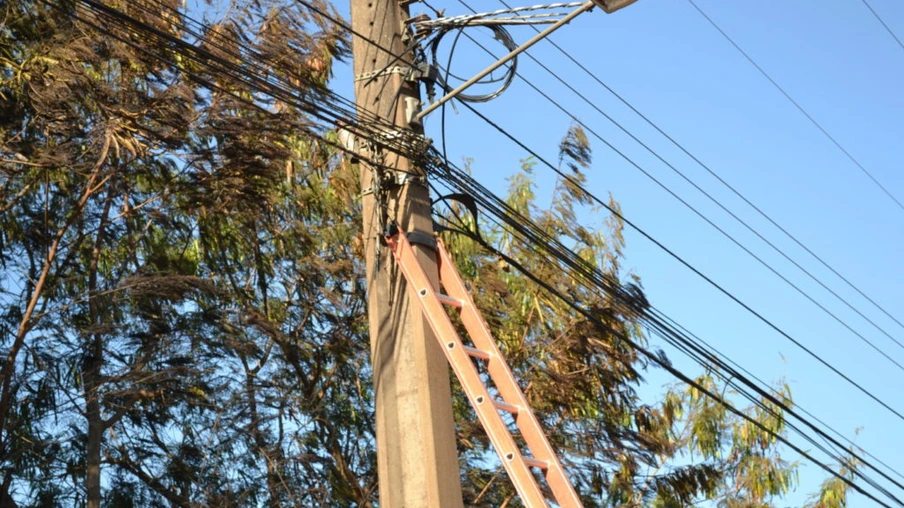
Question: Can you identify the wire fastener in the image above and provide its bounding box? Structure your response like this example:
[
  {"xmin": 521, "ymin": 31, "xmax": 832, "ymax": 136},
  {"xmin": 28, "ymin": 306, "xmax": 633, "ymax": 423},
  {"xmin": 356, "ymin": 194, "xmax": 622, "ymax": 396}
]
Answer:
[{"xmin": 355, "ymin": 65, "xmax": 417, "ymax": 82}]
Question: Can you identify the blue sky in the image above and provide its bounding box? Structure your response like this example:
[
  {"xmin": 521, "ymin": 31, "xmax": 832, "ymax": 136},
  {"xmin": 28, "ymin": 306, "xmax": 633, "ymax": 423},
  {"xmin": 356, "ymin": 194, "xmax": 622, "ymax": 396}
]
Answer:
[{"xmin": 350, "ymin": 0, "xmax": 904, "ymax": 503}]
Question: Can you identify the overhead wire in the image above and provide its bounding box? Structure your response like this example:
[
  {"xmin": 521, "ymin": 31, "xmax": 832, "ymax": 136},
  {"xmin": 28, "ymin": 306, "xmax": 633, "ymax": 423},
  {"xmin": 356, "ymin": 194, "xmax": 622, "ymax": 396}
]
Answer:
[
  {"xmin": 150, "ymin": 0, "xmax": 904, "ymax": 500},
  {"xmin": 54, "ymin": 0, "xmax": 904, "ymax": 503},
  {"xmin": 423, "ymin": 3, "xmax": 904, "ymax": 438},
  {"xmin": 437, "ymin": 0, "xmax": 904, "ymax": 374},
  {"xmin": 428, "ymin": 164, "xmax": 904, "ymax": 506},
  {"xmin": 260, "ymin": 0, "xmax": 904, "ymax": 500},
  {"xmin": 437, "ymin": 4, "xmax": 904, "ymax": 477},
  {"xmin": 859, "ymin": 0, "xmax": 904, "ymax": 53},
  {"xmin": 424, "ymin": 39, "xmax": 904, "ymax": 490},
  {"xmin": 491, "ymin": 0, "xmax": 904, "ymax": 340},
  {"xmin": 456, "ymin": 93, "xmax": 904, "ymax": 424},
  {"xmin": 454, "ymin": 0, "xmax": 904, "ymax": 356},
  {"xmin": 654, "ymin": 309, "xmax": 904, "ymax": 485},
  {"xmin": 127, "ymin": 0, "xmax": 428, "ymax": 153},
  {"xmin": 425, "ymin": 130, "xmax": 904, "ymax": 499},
  {"xmin": 686, "ymin": 0, "xmax": 904, "ymax": 214},
  {"xmin": 427, "ymin": 140, "xmax": 904, "ymax": 503}
]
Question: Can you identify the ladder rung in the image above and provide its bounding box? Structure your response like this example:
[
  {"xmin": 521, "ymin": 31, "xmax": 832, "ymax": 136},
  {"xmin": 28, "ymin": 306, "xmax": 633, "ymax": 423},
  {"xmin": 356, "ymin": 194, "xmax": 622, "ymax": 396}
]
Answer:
[
  {"xmin": 505, "ymin": 451, "xmax": 549, "ymax": 471},
  {"xmin": 492, "ymin": 399, "xmax": 519, "ymax": 415},
  {"xmin": 522, "ymin": 456, "xmax": 549, "ymax": 470},
  {"xmin": 434, "ymin": 292, "xmax": 463, "ymax": 308},
  {"xmin": 389, "ymin": 232, "xmax": 583, "ymax": 507},
  {"xmin": 463, "ymin": 345, "xmax": 490, "ymax": 360}
]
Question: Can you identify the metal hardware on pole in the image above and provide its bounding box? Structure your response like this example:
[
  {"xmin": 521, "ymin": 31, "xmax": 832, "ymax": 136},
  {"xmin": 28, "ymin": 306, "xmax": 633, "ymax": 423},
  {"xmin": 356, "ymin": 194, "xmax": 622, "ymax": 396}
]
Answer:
[{"xmin": 416, "ymin": 0, "xmax": 594, "ymax": 121}]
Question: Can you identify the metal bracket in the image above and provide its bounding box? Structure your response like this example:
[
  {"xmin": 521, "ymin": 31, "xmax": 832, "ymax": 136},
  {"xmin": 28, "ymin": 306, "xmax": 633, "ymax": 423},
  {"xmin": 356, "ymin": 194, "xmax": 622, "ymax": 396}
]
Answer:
[
  {"xmin": 362, "ymin": 171, "xmax": 426, "ymax": 199},
  {"xmin": 355, "ymin": 62, "xmax": 437, "ymax": 85},
  {"xmin": 405, "ymin": 96, "xmax": 422, "ymax": 127},
  {"xmin": 355, "ymin": 66, "xmax": 415, "ymax": 82},
  {"xmin": 591, "ymin": 0, "xmax": 638, "ymax": 13},
  {"xmin": 416, "ymin": 0, "xmax": 595, "ymax": 121},
  {"xmin": 406, "ymin": 13, "xmax": 433, "ymax": 39},
  {"xmin": 394, "ymin": 172, "xmax": 426, "ymax": 187}
]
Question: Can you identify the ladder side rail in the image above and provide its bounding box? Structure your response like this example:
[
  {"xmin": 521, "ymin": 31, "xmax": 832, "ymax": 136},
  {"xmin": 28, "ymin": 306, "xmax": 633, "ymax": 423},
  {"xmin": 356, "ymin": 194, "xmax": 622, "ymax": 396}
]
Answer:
[
  {"xmin": 435, "ymin": 238, "xmax": 583, "ymax": 508},
  {"xmin": 387, "ymin": 233, "xmax": 550, "ymax": 507}
]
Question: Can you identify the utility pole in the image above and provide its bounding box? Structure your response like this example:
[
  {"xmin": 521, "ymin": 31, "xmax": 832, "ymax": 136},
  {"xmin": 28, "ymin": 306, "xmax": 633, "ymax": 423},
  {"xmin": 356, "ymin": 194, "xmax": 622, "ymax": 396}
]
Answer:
[
  {"xmin": 349, "ymin": 0, "xmax": 641, "ymax": 504},
  {"xmin": 350, "ymin": 0, "xmax": 465, "ymax": 506}
]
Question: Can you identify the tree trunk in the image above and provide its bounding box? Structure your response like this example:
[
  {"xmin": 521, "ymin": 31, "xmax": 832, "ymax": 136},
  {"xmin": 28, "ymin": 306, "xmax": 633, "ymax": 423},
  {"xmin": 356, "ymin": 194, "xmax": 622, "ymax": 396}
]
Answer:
[
  {"xmin": 85, "ymin": 363, "xmax": 103, "ymax": 508},
  {"xmin": 84, "ymin": 184, "xmax": 115, "ymax": 508}
]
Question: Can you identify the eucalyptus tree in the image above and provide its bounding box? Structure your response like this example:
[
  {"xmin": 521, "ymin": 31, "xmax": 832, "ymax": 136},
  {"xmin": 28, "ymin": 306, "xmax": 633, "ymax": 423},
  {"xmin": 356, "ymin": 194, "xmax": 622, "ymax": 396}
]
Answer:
[
  {"xmin": 1, "ymin": 0, "xmax": 360, "ymax": 505},
  {"xmin": 435, "ymin": 128, "xmax": 818, "ymax": 507}
]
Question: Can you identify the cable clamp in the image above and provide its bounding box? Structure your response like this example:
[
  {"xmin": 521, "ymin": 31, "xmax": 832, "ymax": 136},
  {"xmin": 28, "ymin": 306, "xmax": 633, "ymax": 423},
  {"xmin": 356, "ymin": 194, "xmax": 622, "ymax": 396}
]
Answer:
[
  {"xmin": 356, "ymin": 62, "xmax": 438, "ymax": 84},
  {"xmin": 393, "ymin": 172, "xmax": 427, "ymax": 187},
  {"xmin": 372, "ymin": 128, "xmax": 431, "ymax": 149},
  {"xmin": 355, "ymin": 65, "xmax": 416, "ymax": 82}
]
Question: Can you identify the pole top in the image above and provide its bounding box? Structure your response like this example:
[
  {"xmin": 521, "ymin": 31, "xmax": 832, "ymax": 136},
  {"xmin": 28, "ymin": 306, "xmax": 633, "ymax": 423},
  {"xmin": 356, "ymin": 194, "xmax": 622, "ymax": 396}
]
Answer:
[{"xmin": 591, "ymin": 0, "xmax": 638, "ymax": 13}]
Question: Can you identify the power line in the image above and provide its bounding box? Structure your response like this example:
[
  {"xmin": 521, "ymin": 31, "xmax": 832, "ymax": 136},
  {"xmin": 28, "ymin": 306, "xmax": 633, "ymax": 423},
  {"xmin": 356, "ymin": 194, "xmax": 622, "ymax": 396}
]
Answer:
[
  {"xmin": 438, "ymin": 0, "xmax": 904, "ymax": 374},
  {"xmin": 432, "ymin": 184, "xmax": 878, "ymax": 490},
  {"xmin": 73, "ymin": 0, "xmax": 430, "ymax": 167},
  {"xmin": 428, "ymin": 2, "xmax": 904, "ymax": 420},
  {"xmin": 491, "ymin": 0, "xmax": 904, "ymax": 342},
  {"xmin": 860, "ymin": 0, "xmax": 904, "ymax": 53},
  {"xmin": 654, "ymin": 309, "xmax": 904, "ymax": 485},
  {"xmin": 196, "ymin": 2, "xmax": 904, "ymax": 500},
  {"xmin": 266, "ymin": 0, "xmax": 904, "ymax": 500},
  {"xmin": 686, "ymin": 0, "xmax": 904, "ymax": 214},
  {"xmin": 60, "ymin": 1, "xmax": 904, "ymax": 503},
  {"xmin": 428, "ymin": 167, "xmax": 904, "ymax": 507},
  {"xmin": 429, "ymin": 150, "xmax": 904, "ymax": 504},
  {"xmin": 457, "ymin": 98, "xmax": 904, "ymax": 424}
]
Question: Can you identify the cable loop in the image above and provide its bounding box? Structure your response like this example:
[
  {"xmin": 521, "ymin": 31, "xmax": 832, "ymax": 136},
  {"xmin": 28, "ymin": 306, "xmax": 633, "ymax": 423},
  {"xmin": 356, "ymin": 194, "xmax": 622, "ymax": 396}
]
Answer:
[{"xmin": 429, "ymin": 25, "xmax": 517, "ymax": 103}]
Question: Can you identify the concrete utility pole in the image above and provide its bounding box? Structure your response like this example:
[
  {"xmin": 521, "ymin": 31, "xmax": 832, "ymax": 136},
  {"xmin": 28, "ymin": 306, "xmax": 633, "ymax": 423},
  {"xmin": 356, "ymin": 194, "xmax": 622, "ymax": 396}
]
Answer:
[
  {"xmin": 350, "ymin": 0, "xmax": 465, "ymax": 506},
  {"xmin": 349, "ymin": 0, "xmax": 641, "ymax": 505}
]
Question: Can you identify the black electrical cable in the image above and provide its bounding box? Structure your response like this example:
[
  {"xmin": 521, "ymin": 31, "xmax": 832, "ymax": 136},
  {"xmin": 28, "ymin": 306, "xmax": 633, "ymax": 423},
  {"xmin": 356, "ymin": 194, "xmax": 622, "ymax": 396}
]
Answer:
[
  {"xmin": 654, "ymin": 308, "xmax": 904, "ymax": 484},
  {"xmin": 436, "ymin": 13, "xmax": 904, "ymax": 390},
  {"xmin": 182, "ymin": 2, "xmax": 904, "ymax": 500},
  {"xmin": 493, "ymin": 0, "xmax": 904, "ymax": 339},
  {"xmin": 454, "ymin": 0, "xmax": 904, "ymax": 358},
  {"xmin": 427, "ymin": 154, "xmax": 904, "ymax": 503},
  {"xmin": 430, "ymin": 158, "xmax": 904, "ymax": 503},
  {"xmin": 686, "ymin": 0, "xmax": 904, "ymax": 214},
  {"xmin": 59, "ymin": 1, "xmax": 904, "ymax": 503},
  {"xmin": 428, "ymin": 166, "xmax": 904, "ymax": 506},
  {"xmin": 859, "ymin": 0, "xmax": 904, "ymax": 53},
  {"xmin": 127, "ymin": 0, "xmax": 442, "ymax": 163},
  {"xmin": 48, "ymin": 0, "xmax": 423, "ymax": 186},
  {"xmin": 432, "ymin": 100, "xmax": 900, "ymax": 508},
  {"xmin": 456, "ymin": 97, "xmax": 904, "ymax": 423},
  {"xmin": 427, "ymin": 135, "xmax": 904, "ymax": 500},
  {"xmin": 430, "ymin": 25, "xmax": 518, "ymax": 102}
]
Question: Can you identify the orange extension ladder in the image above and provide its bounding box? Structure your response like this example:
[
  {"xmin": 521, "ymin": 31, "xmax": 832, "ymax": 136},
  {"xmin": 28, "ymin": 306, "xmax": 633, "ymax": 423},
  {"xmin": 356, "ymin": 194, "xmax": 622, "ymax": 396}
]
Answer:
[{"xmin": 387, "ymin": 229, "xmax": 583, "ymax": 508}]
